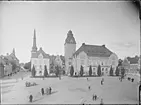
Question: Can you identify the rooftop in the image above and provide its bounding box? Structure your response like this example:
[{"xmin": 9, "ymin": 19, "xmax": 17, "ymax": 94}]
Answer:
[{"xmin": 73, "ymin": 43, "xmax": 113, "ymax": 57}]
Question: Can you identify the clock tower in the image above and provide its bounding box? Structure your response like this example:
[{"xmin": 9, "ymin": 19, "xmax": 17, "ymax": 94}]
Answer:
[{"xmin": 64, "ymin": 30, "xmax": 76, "ymax": 74}]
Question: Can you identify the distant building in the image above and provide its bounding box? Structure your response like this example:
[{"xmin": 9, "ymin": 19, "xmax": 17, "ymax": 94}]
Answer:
[
  {"xmin": 0, "ymin": 56, "xmax": 5, "ymax": 78},
  {"xmin": 127, "ymin": 56, "xmax": 139, "ymax": 74},
  {"xmin": 64, "ymin": 30, "xmax": 118, "ymax": 76},
  {"xmin": 0, "ymin": 55, "xmax": 12, "ymax": 76},
  {"xmin": 31, "ymin": 29, "xmax": 50, "ymax": 76},
  {"xmin": 55, "ymin": 55, "xmax": 63, "ymax": 68},
  {"xmin": 122, "ymin": 58, "xmax": 130, "ymax": 73},
  {"xmin": 5, "ymin": 49, "xmax": 20, "ymax": 68}
]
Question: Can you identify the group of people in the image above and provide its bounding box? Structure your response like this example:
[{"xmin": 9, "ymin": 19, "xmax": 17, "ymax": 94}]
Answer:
[
  {"xmin": 127, "ymin": 77, "xmax": 134, "ymax": 82},
  {"xmin": 29, "ymin": 87, "xmax": 52, "ymax": 103},
  {"xmin": 92, "ymin": 94, "xmax": 98, "ymax": 101}
]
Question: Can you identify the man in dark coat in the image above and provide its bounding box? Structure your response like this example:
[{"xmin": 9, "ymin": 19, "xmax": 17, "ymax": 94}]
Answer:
[
  {"xmin": 29, "ymin": 94, "xmax": 33, "ymax": 102},
  {"xmin": 49, "ymin": 87, "xmax": 52, "ymax": 94},
  {"xmin": 41, "ymin": 88, "xmax": 44, "ymax": 95},
  {"xmin": 88, "ymin": 86, "xmax": 90, "ymax": 90}
]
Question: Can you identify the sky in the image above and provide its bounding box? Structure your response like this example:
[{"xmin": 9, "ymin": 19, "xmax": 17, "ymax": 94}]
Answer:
[{"xmin": 0, "ymin": 1, "xmax": 140, "ymax": 63}]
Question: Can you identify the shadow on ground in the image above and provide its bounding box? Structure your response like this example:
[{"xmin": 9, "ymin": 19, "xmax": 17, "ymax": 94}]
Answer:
[{"xmin": 32, "ymin": 91, "xmax": 58, "ymax": 103}]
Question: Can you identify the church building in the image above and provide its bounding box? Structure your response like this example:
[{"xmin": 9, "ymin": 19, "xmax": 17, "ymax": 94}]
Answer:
[
  {"xmin": 64, "ymin": 30, "xmax": 118, "ymax": 76},
  {"xmin": 31, "ymin": 29, "xmax": 50, "ymax": 76}
]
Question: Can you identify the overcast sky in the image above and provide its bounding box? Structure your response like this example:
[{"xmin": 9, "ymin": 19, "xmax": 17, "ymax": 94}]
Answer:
[{"xmin": 0, "ymin": 1, "xmax": 140, "ymax": 63}]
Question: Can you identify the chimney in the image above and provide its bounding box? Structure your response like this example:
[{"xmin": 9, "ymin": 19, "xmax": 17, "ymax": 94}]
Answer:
[
  {"xmin": 102, "ymin": 44, "xmax": 105, "ymax": 47},
  {"xmin": 82, "ymin": 43, "xmax": 85, "ymax": 46}
]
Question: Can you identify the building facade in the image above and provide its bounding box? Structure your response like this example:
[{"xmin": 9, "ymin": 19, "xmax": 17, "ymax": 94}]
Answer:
[
  {"xmin": 64, "ymin": 30, "xmax": 118, "ymax": 75},
  {"xmin": 122, "ymin": 58, "xmax": 130, "ymax": 74},
  {"xmin": 72, "ymin": 43, "xmax": 118, "ymax": 76},
  {"xmin": 127, "ymin": 56, "xmax": 139, "ymax": 74},
  {"xmin": 31, "ymin": 29, "xmax": 50, "ymax": 76},
  {"xmin": 64, "ymin": 30, "xmax": 76, "ymax": 73}
]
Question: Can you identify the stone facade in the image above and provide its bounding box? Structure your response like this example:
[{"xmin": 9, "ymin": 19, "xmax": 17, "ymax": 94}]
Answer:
[
  {"xmin": 31, "ymin": 29, "xmax": 50, "ymax": 76},
  {"xmin": 73, "ymin": 49, "xmax": 118, "ymax": 76},
  {"xmin": 4, "ymin": 64, "xmax": 12, "ymax": 76}
]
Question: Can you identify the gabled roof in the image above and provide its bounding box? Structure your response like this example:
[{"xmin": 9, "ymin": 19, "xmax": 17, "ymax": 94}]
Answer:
[
  {"xmin": 127, "ymin": 56, "xmax": 139, "ymax": 64},
  {"xmin": 73, "ymin": 43, "xmax": 113, "ymax": 57},
  {"xmin": 31, "ymin": 47, "xmax": 50, "ymax": 58}
]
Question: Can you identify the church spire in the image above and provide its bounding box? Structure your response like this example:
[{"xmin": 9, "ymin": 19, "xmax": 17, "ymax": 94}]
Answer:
[{"xmin": 32, "ymin": 29, "xmax": 37, "ymax": 52}]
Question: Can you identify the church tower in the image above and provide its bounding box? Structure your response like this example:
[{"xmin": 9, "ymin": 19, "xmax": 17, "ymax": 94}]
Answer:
[
  {"xmin": 31, "ymin": 29, "xmax": 38, "ymax": 59},
  {"xmin": 31, "ymin": 29, "xmax": 37, "ymax": 53},
  {"xmin": 64, "ymin": 30, "xmax": 76, "ymax": 74}
]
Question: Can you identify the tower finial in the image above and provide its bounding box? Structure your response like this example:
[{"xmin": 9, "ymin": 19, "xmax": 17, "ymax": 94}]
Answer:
[
  {"xmin": 13, "ymin": 48, "xmax": 15, "ymax": 55},
  {"xmin": 34, "ymin": 29, "xmax": 36, "ymax": 39}
]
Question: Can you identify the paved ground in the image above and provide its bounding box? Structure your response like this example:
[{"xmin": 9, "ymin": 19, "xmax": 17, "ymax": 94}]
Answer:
[{"xmin": 1, "ymin": 72, "xmax": 140, "ymax": 104}]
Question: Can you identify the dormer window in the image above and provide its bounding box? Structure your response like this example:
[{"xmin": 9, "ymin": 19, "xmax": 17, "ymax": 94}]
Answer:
[{"xmin": 38, "ymin": 53, "xmax": 43, "ymax": 59}]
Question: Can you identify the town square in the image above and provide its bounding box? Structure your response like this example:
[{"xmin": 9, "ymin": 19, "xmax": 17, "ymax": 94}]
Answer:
[{"xmin": 0, "ymin": 1, "xmax": 140, "ymax": 104}]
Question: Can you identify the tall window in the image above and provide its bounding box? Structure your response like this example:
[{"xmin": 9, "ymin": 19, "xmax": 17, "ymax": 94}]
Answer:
[
  {"xmin": 93, "ymin": 68, "xmax": 95, "ymax": 71},
  {"xmin": 81, "ymin": 60, "xmax": 84, "ymax": 65},
  {"xmin": 106, "ymin": 68, "xmax": 108, "ymax": 71}
]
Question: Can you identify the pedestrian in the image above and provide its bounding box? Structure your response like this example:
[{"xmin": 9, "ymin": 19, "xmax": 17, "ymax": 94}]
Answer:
[
  {"xmin": 87, "ymin": 78, "xmax": 88, "ymax": 81},
  {"xmin": 100, "ymin": 98, "xmax": 103, "ymax": 105},
  {"xmin": 131, "ymin": 78, "xmax": 134, "ymax": 82},
  {"xmin": 49, "ymin": 87, "xmax": 52, "ymax": 94},
  {"xmin": 95, "ymin": 95, "xmax": 97, "ymax": 100},
  {"xmin": 41, "ymin": 88, "xmax": 44, "ymax": 95},
  {"xmin": 101, "ymin": 80, "xmax": 103, "ymax": 85},
  {"xmin": 88, "ymin": 86, "xmax": 90, "ymax": 90},
  {"xmin": 46, "ymin": 88, "xmax": 48, "ymax": 95},
  {"xmin": 29, "ymin": 94, "xmax": 33, "ymax": 103}
]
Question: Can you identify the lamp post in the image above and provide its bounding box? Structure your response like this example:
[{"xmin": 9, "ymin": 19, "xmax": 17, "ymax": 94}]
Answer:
[{"xmin": 139, "ymin": 1, "xmax": 141, "ymax": 104}]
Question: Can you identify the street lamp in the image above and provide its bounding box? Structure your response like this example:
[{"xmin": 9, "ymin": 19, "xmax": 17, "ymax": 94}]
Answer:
[{"xmin": 139, "ymin": 1, "xmax": 141, "ymax": 104}]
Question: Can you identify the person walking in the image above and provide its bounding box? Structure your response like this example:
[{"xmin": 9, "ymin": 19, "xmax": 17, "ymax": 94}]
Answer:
[
  {"xmin": 95, "ymin": 95, "xmax": 97, "ymax": 100},
  {"xmin": 41, "ymin": 88, "xmax": 44, "ymax": 95},
  {"xmin": 101, "ymin": 80, "xmax": 103, "ymax": 85},
  {"xmin": 88, "ymin": 86, "xmax": 91, "ymax": 90},
  {"xmin": 100, "ymin": 98, "xmax": 103, "ymax": 105},
  {"xmin": 49, "ymin": 87, "xmax": 52, "ymax": 94},
  {"xmin": 29, "ymin": 94, "xmax": 33, "ymax": 103},
  {"xmin": 87, "ymin": 78, "xmax": 88, "ymax": 81},
  {"xmin": 46, "ymin": 88, "xmax": 48, "ymax": 95}
]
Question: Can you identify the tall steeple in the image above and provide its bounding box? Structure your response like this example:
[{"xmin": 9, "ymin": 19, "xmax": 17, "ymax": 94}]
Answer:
[{"xmin": 32, "ymin": 29, "xmax": 37, "ymax": 52}]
